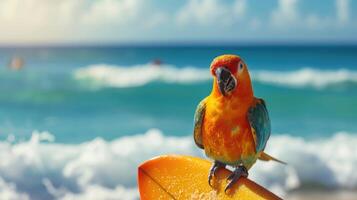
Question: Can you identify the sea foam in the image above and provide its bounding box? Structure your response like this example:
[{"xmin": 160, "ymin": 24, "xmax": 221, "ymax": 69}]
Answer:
[
  {"xmin": 74, "ymin": 64, "xmax": 210, "ymax": 88},
  {"xmin": 253, "ymin": 68, "xmax": 357, "ymax": 89},
  {"xmin": 0, "ymin": 130, "xmax": 357, "ymax": 199},
  {"xmin": 74, "ymin": 64, "xmax": 357, "ymax": 89}
]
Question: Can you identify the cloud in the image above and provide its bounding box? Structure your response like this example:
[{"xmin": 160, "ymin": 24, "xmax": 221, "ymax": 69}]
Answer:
[
  {"xmin": 336, "ymin": 0, "xmax": 349, "ymax": 24},
  {"xmin": 0, "ymin": 0, "xmax": 354, "ymax": 44},
  {"xmin": 0, "ymin": 0, "xmax": 164, "ymax": 43},
  {"xmin": 233, "ymin": 0, "xmax": 247, "ymax": 18},
  {"xmin": 80, "ymin": 0, "xmax": 142, "ymax": 25},
  {"xmin": 176, "ymin": 0, "xmax": 226, "ymax": 26},
  {"xmin": 271, "ymin": 0, "xmax": 299, "ymax": 27},
  {"xmin": 176, "ymin": 0, "xmax": 247, "ymax": 27},
  {"xmin": 270, "ymin": 0, "xmax": 352, "ymax": 30}
]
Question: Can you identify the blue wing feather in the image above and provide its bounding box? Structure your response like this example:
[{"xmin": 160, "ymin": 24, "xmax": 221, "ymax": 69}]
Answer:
[
  {"xmin": 193, "ymin": 98, "xmax": 206, "ymax": 149},
  {"xmin": 248, "ymin": 98, "xmax": 271, "ymax": 152}
]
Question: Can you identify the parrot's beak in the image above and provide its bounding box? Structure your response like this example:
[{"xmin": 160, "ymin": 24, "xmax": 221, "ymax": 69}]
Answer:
[{"xmin": 215, "ymin": 67, "xmax": 237, "ymax": 96}]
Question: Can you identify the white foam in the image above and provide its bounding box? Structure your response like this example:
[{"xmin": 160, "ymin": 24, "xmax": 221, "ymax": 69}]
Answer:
[
  {"xmin": 252, "ymin": 68, "xmax": 357, "ymax": 88},
  {"xmin": 1, "ymin": 130, "xmax": 357, "ymax": 199},
  {"xmin": 0, "ymin": 129, "xmax": 200, "ymax": 200},
  {"xmin": 249, "ymin": 132, "xmax": 357, "ymax": 195},
  {"xmin": 0, "ymin": 177, "xmax": 29, "ymax": 200},
  {"xmin": 74, "ymin": 64, "xmax": 357, "ymax": 89},
  {"xmin": 74, "ymin": 64, "xmax": 210, "ymax": 88}
]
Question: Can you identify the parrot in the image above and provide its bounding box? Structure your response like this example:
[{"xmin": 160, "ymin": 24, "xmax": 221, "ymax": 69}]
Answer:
[{"xmin": 193, "ymin": 54, "xmax": 285, "ymax": 192}]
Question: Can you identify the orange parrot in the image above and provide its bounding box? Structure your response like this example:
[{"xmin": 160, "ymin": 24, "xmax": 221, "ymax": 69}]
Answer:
[{"xmin": 193, "ymin": 55, "xmax": 284, "ymax": 192}]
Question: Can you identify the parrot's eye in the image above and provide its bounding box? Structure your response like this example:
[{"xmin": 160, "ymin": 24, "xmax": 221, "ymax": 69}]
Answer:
[{"xmin": 238, "ymin": 62, "xmax": 244, "ymax": 73}]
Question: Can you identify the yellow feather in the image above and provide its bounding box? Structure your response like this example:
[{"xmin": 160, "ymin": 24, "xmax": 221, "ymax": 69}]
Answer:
[{"xmin": 258, "ymin": 152, "xmax": 286, "ymax": 165}]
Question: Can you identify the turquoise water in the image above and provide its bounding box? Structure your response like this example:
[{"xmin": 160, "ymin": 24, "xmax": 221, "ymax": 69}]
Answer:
[
  {"xmin": 0, "ymin": 45, "xmax": 357, "ymax": 199},
  {"xmin": 0, "ymin": 46, "xmax": 356, "ymax": 142},
  {"xmin": 0, "ymin": 46, "xmax": 357, "ymax": 142}
]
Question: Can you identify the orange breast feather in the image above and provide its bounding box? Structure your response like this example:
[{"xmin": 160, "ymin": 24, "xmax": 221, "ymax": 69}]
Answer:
[{"xmin": 202, "ymin": 96, "xmax": 256, "ymax": 165}]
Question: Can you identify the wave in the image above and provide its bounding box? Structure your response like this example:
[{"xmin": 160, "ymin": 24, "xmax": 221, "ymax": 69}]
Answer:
[
  {"xmin": 1, "ymin": 130, "xmax": 357, "ymax": 199},
  {"xmin": 252, "ymin": 68, "xmax": 357, "ymax": 89},
  {"xmin": 74, "ymin": 64, "xmax": 210, "ymax": 88},
  {"xmin": 74, "ymin": 64, "xmax": 357, "ymax": 89}
]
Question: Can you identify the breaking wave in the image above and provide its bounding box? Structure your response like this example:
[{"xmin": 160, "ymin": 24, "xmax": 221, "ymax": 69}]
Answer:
[
  {"xmin": 252, "ymin": 68, "xmax": 357, "ymax": 89},
  {"xmin": 1, "ymin": 130, "xmax": 357, "ymax": 199},
  {"xmin": 74, "ymin": 64, "xmax": 357, "ymax": 89},
  {"xmin": 74, "ymin": 64, "xmax": 210, "ymax": 88}
]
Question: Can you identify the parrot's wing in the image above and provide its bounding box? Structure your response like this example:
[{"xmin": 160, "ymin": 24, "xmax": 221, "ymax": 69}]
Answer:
[
  {"xmin": 193, "ymin": 98, "xmax": 207, "ymax": 149},
  {"xmin": 248, "ymin": 98, "xmax": 271, "ymax": 153}
]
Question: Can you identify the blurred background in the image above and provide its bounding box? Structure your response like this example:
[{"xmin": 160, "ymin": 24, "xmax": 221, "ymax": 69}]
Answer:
[{"xmin": 0, "ymin": 0, "xmax": 356, "ymax": 200}]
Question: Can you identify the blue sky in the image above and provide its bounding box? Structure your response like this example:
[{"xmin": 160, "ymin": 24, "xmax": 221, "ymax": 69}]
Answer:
[{"xmin": 0, "ymin": 0, "xmax": 356, "ymax": 44}]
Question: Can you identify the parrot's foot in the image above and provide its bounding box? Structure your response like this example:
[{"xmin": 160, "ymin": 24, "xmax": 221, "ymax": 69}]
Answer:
[
  {"xmin": 224, "ymin": 165, "xmax": 248, "ymax": 193},
  {"xmin": 208, "ymin": 161, "xmax": 226, "ymax": 186}
]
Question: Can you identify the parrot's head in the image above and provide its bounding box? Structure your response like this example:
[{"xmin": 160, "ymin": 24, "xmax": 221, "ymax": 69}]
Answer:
[{"xmin": 210, "ymin": 54, "xmax": 253, "ymax": 97}]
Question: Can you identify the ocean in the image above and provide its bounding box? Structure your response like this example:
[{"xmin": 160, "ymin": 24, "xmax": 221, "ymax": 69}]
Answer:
[{"xmin": 0, "ymin": 45, "xmax": 356, "ymax": 199}]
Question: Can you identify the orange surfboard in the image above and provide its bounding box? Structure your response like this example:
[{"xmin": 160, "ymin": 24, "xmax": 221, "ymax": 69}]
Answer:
[{"xmin": 138, "ymin": 155, "xmax": 282, "ymax": 200}]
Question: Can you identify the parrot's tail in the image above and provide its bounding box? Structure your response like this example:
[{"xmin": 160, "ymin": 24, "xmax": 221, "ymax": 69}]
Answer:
[{"xmin": 258, "ymin": 152, "xmax": 286, "ymax": 165}]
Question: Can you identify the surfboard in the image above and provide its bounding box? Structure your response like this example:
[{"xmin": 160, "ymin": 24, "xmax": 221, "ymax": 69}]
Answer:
[{"xmin": 138, "ymin": 155, "xmax": 282, "ymax": 200}]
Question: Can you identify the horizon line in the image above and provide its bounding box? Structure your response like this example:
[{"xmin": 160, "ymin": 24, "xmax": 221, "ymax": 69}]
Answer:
[{"xmin": 0, "ymin": 40, "xmax": 357, "ymax": 48}]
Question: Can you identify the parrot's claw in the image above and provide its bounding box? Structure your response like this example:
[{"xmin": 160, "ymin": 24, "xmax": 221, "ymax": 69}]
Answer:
[
  {"xmin": 224, "ymin": 165, "xmax": 248, "ymax": 193},
  {"xmin": 208, "ymin": 161, "xmax": 226, "ymax": 187}
]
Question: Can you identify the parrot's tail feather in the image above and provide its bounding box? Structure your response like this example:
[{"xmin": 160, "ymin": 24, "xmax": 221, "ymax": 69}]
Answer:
[{"xmin": 258, "ymin": 152, "xmax": 286, "ymax": 165}]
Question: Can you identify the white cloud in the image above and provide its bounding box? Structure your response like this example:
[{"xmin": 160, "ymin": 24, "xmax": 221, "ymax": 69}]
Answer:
[
  {"xmin": 336, "ymin": 0, "xmax": 349, "ymax": 24},
  {"xmin": 0, "ymin": 0, "xmax": 165, "ymax": 44},
  {"xmin": 176, "ymin": 0, "xmax": 247, "ymax": 27},
  {"xmin": 144, "ymin": 13, "xmax": 169, "ymax": 28},
  {"xmin": 233, "ymin": 0, "xmax": 247, "ymax": 18},
  {"xmin": 176, "ymin": 0, "xmax": 225, "ymax": 26},
  {"xmin": 0, "ymin": 0, "xmax": 354, "ymax": 44},
  {"xmin": 81, "ymin": 0, "xmax": 142, "ymax": 25},
  {"xmin": 271, "ymin": 0, "xmax": 299, "ymax": 27},
  {"xmin": 270, "ymin": 0, "xmax": 351, "ymax": 30}
]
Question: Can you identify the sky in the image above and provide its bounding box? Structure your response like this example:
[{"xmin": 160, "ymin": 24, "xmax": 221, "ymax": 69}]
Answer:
[{"xmin": 0, "ymin": 0, "xmax": 356, "ymax": 45}]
